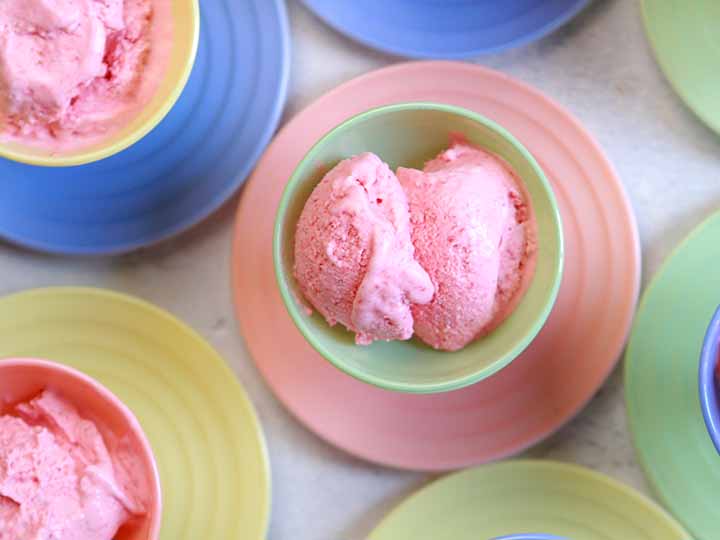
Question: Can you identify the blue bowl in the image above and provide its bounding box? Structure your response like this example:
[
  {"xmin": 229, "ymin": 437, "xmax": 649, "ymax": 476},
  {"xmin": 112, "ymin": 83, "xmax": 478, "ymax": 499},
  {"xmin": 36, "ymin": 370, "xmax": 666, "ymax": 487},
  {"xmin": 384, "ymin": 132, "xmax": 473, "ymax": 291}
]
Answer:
[
  {"xmin": 492, "ymin": 536, "xmax": 566, "ymax": 540},
  {"xmin": 699, "ymin": 305, "xmax": 720, "ymax": 454}
]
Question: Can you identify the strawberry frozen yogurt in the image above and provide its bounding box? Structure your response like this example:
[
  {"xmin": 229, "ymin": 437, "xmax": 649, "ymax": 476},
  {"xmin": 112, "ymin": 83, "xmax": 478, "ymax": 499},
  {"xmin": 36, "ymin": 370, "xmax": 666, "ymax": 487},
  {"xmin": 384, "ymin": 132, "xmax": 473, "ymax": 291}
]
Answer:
[
  {"xmin": 0, "ymin": 390, "xmax": 147, "ymax": 540},
  {"xmin": 0, "ymin": 0, "xmax": 157, "ymax": 147},
  {"xmin": 398, "ymin": 141, "xmax": 536, "ymax": 351},
  {"xmin": 292, "ymin": 141, "xmax": 536, "ymax": 352},
  {"xmin": 293, "ymin": 152, "xmax": 435, "ymax": 345}
]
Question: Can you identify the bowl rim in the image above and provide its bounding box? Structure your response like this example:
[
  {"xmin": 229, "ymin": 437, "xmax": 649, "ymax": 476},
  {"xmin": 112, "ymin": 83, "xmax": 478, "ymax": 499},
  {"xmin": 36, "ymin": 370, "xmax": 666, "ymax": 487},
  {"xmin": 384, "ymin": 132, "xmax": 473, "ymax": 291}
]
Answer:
[
  {"xmin": 273, "ymin": 101, "xmax": 564, "ymax": 394},
  {"xmin": 699, "ymin": 305, "xmax": 720, "ymax": 454},
  {"xmin": 493, "ymin": 533, "xmax": 567, "ymax": 540},
  {"xmin": 0, "ymin": 0, "xmax": 201, "ymax": 168},
  {"xmin": 0, "ymin": 356, "xmax": 163, "ymax": 539}
]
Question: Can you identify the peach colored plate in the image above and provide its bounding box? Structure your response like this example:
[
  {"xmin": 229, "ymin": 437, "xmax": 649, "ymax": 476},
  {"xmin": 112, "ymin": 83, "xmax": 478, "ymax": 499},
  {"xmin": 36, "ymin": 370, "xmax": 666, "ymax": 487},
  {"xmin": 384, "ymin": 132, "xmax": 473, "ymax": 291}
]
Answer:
[{"xmin": 232, "ymin": 61, "xmax": 641, "ymax": 471}]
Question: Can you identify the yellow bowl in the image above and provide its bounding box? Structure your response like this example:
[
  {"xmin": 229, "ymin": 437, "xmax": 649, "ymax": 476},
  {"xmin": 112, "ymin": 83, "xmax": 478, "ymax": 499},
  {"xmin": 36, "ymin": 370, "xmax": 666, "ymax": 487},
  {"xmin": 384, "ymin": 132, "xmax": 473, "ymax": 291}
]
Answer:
[{"xmin": 0, "ymin": 0, "xmax": 200, "ymax": 168}]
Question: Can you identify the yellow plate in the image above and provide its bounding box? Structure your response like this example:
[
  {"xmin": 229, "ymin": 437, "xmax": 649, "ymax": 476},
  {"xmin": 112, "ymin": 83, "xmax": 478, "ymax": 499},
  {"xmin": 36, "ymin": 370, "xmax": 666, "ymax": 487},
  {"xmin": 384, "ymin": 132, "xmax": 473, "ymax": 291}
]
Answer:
[
  {"xmin": 369, "ymin": 460, "xmax": 690, "ymax": 540},
  {"xmin": 0, "ymin": 287, "xmax": 270, "ymax": 540}
]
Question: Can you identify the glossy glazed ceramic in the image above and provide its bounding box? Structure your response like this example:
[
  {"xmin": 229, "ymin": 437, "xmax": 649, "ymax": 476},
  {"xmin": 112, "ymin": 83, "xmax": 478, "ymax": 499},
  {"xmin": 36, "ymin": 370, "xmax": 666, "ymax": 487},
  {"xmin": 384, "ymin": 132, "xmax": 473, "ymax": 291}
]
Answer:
[
  {"xmin": 0, "ymin": 288, "xmax": 270, "ymax": 540},
  {"xmin": 368, "ymin": 461, "xmax": 689, "ymax": 539},
  {"xmin": 233, "ymin": 61, "xmax": 640, "ymax": 470},
  {"xmin": 626, "ymin": 210, "xmax": 720, "ymax": 540},
  {"xmin": 274, "ymin": 102, "xmax": 563, "ymax": 393}
]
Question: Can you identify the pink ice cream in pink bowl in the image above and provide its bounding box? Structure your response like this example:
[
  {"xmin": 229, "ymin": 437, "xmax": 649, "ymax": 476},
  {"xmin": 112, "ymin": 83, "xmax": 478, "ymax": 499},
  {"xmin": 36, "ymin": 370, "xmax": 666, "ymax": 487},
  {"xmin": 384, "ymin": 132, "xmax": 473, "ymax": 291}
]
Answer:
[
  {"xmin": 274, "ymin": 103, "xmax": 563, "ymax": 393},
  {"xmin": 0, "ymin": 358, "xmax": 162, "ymax": 540}
]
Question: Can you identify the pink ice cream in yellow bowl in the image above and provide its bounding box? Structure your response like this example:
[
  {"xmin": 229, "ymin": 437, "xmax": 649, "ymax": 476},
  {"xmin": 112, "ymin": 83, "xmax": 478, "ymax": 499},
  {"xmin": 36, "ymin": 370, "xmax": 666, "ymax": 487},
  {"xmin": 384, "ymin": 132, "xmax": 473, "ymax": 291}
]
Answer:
[
  {"xmin": 0, "ymin": 0, "xmax": 199, "ymax": 167},
  {"xmin": 274, "ymin": 103, "xmax": 564, "ymax": 394},
  {"xmin": 0, "ymin": 358, "xmax": 161, "ymax": 540}
]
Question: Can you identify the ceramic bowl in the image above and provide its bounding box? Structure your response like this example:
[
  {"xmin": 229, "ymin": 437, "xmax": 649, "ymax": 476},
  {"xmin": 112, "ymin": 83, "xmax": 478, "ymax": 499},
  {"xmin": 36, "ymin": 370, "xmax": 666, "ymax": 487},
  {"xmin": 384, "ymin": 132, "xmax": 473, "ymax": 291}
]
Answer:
[
  {"xmin": 491, "ymin": 535, "xmax": 567, "ymax": 540},
  {"xmin": 699, "ymin": 305, "xmax": 720, "ymax": 453},
  {"xmin": 0, "ymin": 0, "xmax": 199, "ymax": 167},
  {"xmin": 0, "ymin": 357, "xmax": 162, "ymax": 539},
  {"xmin": 274, "ymin": 102, "xmax": 564, "ymax": 394}
]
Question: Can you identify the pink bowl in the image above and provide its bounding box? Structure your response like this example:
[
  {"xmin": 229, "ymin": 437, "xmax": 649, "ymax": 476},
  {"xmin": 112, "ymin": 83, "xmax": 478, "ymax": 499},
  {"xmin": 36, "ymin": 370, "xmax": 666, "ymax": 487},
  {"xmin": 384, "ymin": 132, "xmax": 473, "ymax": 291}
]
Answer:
[{"xmin": 0, "ymin": 358, "xmax": 162, "ymax": 540}]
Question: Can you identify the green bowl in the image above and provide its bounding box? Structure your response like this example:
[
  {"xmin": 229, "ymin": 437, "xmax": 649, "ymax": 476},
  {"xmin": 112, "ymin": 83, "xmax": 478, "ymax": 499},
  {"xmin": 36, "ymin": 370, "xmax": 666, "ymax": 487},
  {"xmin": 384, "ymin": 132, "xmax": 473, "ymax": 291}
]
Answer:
[{"xmin": 274, "ymin": 102, "xmax": 564, "ymax": 394}]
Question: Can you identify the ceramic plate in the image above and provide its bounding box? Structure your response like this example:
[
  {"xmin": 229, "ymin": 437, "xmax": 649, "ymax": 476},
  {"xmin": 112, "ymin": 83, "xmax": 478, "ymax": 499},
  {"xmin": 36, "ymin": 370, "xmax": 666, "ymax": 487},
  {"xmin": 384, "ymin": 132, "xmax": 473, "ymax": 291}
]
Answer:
[
  {"xmin": 301, "ymin": 0, "xmax": 591, "ymax": 58},
  {"xmin": 0, "ymin": 287, "xmax": 270, "ymax": 540},
  {"xmin": 642, "ymin": 0, "xmax": 720, "ymax": 134},
  {"xmin": 0, "ymin": 0, "xmax": 289, "ymax": 254},
  {"xmin": 368, "ymin": 461, "xmax": 690, "ymax": 539},
  {"xmin": 626, "ymin": 211, "xmax": 720, "ymax": 540},
  {"xmin": 232, "ymin": 61, "xmax": 640, "ymax": 471}
]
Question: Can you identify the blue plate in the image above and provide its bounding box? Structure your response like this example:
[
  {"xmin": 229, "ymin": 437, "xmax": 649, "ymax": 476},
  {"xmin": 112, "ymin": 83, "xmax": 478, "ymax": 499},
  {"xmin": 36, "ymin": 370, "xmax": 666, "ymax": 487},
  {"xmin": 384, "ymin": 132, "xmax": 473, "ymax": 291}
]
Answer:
[
  {"xmin": 0, "ymin": 0, "xmax": 290, "ymax": 255},
  {"xmin": 301, "ymin": 0, "xmax": 591, "ymax": 59}
]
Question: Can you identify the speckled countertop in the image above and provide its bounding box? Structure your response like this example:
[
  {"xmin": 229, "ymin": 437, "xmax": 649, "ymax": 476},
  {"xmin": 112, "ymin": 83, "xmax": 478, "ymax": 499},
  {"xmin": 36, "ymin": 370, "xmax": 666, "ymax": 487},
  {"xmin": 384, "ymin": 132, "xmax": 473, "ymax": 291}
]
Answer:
[{"xmin": 1, "ymin": 1, "xmax": 719, "ymax": 538}]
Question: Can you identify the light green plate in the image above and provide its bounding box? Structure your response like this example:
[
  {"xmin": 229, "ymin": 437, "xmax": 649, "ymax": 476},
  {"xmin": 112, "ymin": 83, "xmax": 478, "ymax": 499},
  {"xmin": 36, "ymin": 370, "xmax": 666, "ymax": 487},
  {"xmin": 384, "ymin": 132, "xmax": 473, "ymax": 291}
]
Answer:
[
  {"xmin": 368, "ymin": 460, "xmax": 690, "ymax": 540},
  {"xmin": 626, "ymin": 212, "xmax": 720, "ymax": 540},
  {"xmin": 0, "ymin": 287, "xmax": 270, "ymax": 540},
  {"xmin": 643, "ymin": 0, "xmax": 720, "ymax": 134}
]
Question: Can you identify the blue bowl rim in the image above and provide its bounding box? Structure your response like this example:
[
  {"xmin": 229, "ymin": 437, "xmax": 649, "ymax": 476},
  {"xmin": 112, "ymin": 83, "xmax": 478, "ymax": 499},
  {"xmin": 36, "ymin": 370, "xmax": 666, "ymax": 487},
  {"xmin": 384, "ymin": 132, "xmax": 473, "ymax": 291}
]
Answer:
[
  {"xmin": 699, "ymin": 304, "xmax": 720, "ymax": 454},
  {"xmin": 491, "ymin": 535, "xmax": 567, "ymax": 540}
]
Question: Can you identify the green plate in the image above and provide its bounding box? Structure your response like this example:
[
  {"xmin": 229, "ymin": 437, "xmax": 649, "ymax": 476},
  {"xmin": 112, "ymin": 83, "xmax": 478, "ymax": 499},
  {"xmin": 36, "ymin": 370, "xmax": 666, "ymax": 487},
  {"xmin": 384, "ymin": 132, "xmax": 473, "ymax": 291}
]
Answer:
[
  {"xmin": 626, "ymin": 212, "xmax": 720, "ymax": 540},
  {"xmin": 368, "ymin": 460, "xmax": 690, "ymax": 539},
  {"xmin": 642, "ymin": 0, "xmax": 720, "ymax": 134},
  {"xmin": 0, "ymin": 288, "xmax": 270, "ymax": 540}
]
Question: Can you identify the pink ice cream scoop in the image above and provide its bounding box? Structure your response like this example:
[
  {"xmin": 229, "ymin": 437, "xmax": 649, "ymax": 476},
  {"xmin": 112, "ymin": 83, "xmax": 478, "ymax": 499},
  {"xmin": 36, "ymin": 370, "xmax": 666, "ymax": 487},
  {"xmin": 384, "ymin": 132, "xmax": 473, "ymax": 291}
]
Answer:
[
  {"xmin": 293, "ymin": 152, "xmax": 435, "ymax": 345},
  {"xmin": 0, "ymin": 0, "xmax": 154, "ymax": 145},
  {"xmin": 397, "ymin": 141, "xmax": 536, "ymax": 352},
  {"xmin": 0, "ymin": 390, "xmax": 147, "ymax": 540}
]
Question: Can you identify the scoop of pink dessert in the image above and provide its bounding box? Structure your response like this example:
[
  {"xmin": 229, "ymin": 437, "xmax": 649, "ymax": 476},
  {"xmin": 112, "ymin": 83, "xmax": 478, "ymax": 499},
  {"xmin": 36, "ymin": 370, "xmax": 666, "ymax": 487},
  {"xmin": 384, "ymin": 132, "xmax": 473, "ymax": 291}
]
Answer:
[
  {"xmin": 397, "ymin": 140, "xmax": 536, "ymax": 351},
  {"xmin": 0, "ymin": 0, "xmax": 154, "ymax": 146},
  {"xmin": 293, "ymin": 152, "xmax": 434, "ymax": 345},
  {"xmin": 0, "ymin": 390, "xmax": 146, "ymax": 540}
]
